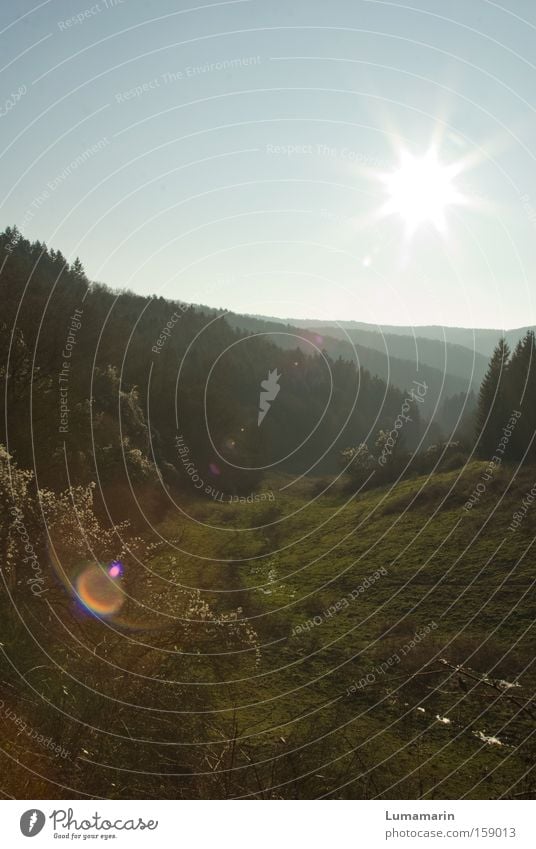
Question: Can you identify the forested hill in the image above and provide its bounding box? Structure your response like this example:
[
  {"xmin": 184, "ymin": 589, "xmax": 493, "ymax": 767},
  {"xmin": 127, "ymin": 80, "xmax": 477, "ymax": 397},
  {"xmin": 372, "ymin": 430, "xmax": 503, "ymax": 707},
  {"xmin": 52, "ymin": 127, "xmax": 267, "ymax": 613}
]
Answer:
[
  {"xmin": 206, "ymin": 308, "xmax": 477, "ymax": 425},
  {"xmin": 1, "ymin": 227, "xmax": 423, "ymax": 500},
  {"xmin": 259, "ymin": 316, "xmax": 536, "ymax": 360},
  {"xmin": 283, "ymin": 323, "xmax": 489, "ymax": 384}
]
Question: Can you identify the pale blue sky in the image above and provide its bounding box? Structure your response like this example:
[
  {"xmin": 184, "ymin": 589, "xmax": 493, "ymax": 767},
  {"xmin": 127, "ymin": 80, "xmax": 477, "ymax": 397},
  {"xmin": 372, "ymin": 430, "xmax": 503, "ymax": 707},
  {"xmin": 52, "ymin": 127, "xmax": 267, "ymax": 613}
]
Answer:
[{"xmin": 2, "ymin": 0, "xmax": 536, "ymax": 328}]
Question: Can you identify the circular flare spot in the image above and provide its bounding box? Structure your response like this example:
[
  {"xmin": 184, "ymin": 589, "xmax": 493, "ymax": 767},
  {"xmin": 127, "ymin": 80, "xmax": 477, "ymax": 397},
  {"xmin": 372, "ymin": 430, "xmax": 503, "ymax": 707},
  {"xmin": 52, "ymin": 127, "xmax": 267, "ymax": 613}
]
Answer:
[
  {"xmin": 108, "ymin": 560, "xmax": 123, "ymax": 578},
  {"xmin": 77, "ymin": 564, "xmax": 124, "ymax": 616}
]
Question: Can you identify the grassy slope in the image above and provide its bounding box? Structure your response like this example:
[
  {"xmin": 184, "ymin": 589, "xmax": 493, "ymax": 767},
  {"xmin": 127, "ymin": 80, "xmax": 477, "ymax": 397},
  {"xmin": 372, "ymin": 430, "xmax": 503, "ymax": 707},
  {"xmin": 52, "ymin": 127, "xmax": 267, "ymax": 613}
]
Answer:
[{"xmin": 153, "ymin": 461, "xmax": 535, "ymax": 798}]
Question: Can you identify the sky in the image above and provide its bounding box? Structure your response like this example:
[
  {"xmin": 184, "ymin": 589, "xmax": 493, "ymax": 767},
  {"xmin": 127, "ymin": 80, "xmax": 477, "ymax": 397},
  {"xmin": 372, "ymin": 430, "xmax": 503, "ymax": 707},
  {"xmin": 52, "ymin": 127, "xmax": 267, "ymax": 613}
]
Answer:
[{"xmin": 1, "ymin": 0, "xmax": 536, "ymax": 329}]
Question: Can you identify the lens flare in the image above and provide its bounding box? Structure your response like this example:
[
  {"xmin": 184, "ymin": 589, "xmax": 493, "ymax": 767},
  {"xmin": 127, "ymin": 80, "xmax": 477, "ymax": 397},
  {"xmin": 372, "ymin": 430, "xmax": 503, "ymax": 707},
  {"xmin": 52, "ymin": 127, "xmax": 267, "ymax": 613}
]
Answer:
[
  {"xmin": 76, "ymin": 563, "xmax": 124, "ymax": 617},
  {"xmin": 108, "ymin": 560, "xmax": 123, "ymax": 578}
]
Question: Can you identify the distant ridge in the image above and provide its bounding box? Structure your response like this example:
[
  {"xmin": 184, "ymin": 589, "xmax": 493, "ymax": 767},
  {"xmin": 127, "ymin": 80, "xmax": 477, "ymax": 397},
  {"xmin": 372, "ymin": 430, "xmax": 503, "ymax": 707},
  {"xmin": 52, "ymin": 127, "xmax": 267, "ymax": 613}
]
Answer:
[
  {"xmin": 242, "ymin": 315, "xmax": 535, "ymax": 359},
  {"xmin": 196, "ymin": 304, "xmax": 482, "ymax": 426}
]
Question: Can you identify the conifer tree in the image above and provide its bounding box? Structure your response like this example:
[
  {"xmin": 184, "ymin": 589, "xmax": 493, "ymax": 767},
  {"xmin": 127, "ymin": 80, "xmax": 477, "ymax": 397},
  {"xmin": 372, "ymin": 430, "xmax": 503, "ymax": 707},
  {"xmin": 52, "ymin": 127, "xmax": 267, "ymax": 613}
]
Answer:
[
  {"xmin": 71, "ymin": 257, "xmax": 87, "ymax": 280},
  {"xmin": 475, "ymin": 338, "xmax": 510, "ymax": 457},
  {"xmin": 508, "ymin": 330, "xmax": 536, "ymax": 460}
]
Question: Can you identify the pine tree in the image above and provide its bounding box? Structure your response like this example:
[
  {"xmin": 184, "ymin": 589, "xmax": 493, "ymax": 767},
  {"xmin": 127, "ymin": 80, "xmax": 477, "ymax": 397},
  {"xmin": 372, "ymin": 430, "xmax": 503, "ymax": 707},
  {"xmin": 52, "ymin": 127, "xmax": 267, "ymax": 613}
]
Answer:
[
  {"xmin": 476, "ymin": 338, "xmax": 510, "ymax": 457},
  {"xmin": 508, "ymin": 330, "xmax": 536, "ymax": 460},
  {"xmin": 3, "ymin": 225, "xmax": 21, "ymax": 253},
  {"xmin": 70, "ymin": 257, "xmax": 87, "ymax": 280}
]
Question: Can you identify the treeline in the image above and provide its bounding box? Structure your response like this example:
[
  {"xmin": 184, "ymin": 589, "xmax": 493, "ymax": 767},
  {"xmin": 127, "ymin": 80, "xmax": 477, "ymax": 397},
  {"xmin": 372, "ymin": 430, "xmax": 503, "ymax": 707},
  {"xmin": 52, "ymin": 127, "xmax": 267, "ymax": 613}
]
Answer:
[
  {"xmin": 0, "ymin": 226, "xmax": 423, "ymax": 511},
  {"xmin": 476, "ymin": 332, "xmax": 536, "ymax": 462}
]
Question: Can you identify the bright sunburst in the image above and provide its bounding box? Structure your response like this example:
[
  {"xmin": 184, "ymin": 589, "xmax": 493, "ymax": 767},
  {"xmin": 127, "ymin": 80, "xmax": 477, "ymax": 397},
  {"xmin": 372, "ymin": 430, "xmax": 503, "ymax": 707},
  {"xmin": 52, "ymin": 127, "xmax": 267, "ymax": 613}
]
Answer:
[{"xmin": 380, "ymin": 149, "xmax": 465, "ymax": 236}]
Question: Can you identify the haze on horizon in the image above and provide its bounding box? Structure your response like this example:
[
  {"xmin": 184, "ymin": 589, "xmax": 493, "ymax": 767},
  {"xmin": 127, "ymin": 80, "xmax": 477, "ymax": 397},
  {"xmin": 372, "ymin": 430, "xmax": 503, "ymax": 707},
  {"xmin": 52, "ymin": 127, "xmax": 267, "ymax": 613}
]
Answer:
[
  {"xmin": 1, "ymin": 0, "xmax": 536, "ymax": 329},
  {"xmin": 224, "ymin": 311, "xmax": 536, "ymax": 335}
]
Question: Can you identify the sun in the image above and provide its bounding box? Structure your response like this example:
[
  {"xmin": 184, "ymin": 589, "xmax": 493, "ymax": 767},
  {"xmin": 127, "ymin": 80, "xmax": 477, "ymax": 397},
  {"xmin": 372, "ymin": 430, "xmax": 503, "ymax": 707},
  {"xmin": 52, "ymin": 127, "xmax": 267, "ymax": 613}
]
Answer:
[{"xmin": 380, "ymin": 149, "xmax": 464, "ymax": 236}]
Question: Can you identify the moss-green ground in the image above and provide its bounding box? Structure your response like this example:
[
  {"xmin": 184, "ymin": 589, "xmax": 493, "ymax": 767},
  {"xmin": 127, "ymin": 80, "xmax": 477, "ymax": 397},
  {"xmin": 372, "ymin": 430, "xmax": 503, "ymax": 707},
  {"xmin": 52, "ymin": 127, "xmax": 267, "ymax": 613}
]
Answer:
[
  {"xmin": 2, "ymin": 462, "xmax": 534, "ymax": 798},
  {"xmin": 142, "ymin": 461, "xmax": 535, "ymax": 798}
]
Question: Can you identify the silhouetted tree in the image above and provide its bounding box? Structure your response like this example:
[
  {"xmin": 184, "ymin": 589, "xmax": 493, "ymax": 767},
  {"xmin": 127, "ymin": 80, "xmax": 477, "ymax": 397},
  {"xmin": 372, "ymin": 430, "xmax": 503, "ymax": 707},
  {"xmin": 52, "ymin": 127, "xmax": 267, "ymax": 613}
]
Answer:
[{"xmin": 476, "ymin": 338, "xmax": 510, "ymax": 457}]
